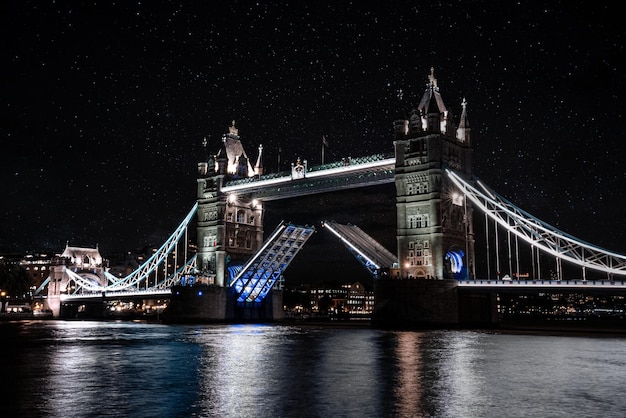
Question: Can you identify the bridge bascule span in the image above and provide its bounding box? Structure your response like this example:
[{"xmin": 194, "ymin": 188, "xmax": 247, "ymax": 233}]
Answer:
[
  {"xmin": 322, "ymin": 220, "xmax": 398, "ymax": 279},
  {"xmin": 230, "ymin": 222, "xmax": 315, "ymax": 305},
  {"xmin": 445, "ymin": 169, "xmax": 626, "ymax": 280}
]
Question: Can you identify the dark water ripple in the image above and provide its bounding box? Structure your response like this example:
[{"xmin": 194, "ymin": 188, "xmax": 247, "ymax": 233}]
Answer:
[{"xmin": 1, "ymin": 321, "xmax": 625, "ymax": 417}]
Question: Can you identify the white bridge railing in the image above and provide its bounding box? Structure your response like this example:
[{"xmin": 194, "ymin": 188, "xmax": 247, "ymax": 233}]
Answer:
[{"xmin": 458, "ymin": 279, "xmax": 626, "ymax": 289}]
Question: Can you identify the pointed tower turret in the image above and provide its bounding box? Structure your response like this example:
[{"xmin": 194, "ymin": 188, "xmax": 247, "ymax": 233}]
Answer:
[
  {"xmin": 221, "ymin": 120, "xmax": 255, "ymax": 177},
  {"xmin": 417, "ymin": 67, "xmax": 449, "ymax": 135},
  {"xmin": 393, "ymin": 87, "xmax": 410, "ymax": 140},
  {"xmin": 216, "ymin": 138, "xmax": 228, "ymax": 175},
  {"xmin": 236, "ymin": 152, "xmax": 249, "ymax": 178},
  {"xmin": 255, "ymin": 144, "xmax": 264, "ymax": 176},
  {"xmin": 455, "ymin": 98, "xmax": 470, "ymax": 145},
  {"xmin": 198, "ymin": 137, "xmax": 210, "ymax": 177}
]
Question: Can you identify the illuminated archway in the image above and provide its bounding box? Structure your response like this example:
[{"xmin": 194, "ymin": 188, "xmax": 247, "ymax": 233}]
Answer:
[{"xmin": 445, "ymin": 248, "xmax": 465, "ymax": 279}]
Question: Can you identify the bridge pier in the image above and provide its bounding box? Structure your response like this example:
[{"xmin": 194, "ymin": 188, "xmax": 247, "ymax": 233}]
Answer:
[
  {"xmin": 372, "ymin": 279, "xmax": 460, "ymax": 328},
  {"xmin": 234, "ymin": 290, "xmax": 285, "ymax": 321},
  {"xmin": 161, "ymin": 285, "xmax": 234, "ymax": 323},
  {"xmin": 373, "ymin": 279, "xmax": 502, "ymax": 329},
  {"xmin": 47, "ymin": 294, "xmax": 61, "ymax": 318},
  {"xmin": 457, "ymin": 289, "xmax": 500, "ymax": 326},
  {"xmin": 161, "ymin": 286, "xmax": 285, "ymax": 323}
]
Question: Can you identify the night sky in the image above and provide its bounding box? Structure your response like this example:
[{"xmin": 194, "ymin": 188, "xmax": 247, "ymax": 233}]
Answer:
[{"xmin": 2, "ymin": 1, "xmax": 625, "ymax": 281}]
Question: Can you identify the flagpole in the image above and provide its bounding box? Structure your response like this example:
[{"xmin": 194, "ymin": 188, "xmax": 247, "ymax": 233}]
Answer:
[{"xmin": 322, "ymin": 138, "xmax": 325, "ymax": 165}]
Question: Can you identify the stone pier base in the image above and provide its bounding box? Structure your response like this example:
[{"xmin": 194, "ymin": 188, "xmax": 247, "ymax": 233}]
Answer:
[
  {"xmin": 161, "ymin": 286, "xmax": 285, "ymax": 323},
  {"xmin": 372, "ymin": 279, "xmax": 459, "ymax": 329},
  {"xmin": 161, "ymin": 285, "xmax": 234, "ymax": 323}
]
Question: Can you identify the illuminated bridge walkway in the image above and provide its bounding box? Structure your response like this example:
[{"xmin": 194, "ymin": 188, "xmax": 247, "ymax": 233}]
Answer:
[
  {"xmin": 221, "ymin": 153, "xmax": 395, "ymax": 200},
  {"xmin": 52, "ymin": 155, "xmax": 626, "ymax": 304}
]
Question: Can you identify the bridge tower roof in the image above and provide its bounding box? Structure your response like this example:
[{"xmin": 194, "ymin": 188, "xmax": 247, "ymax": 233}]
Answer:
[
  {"xmin": 61, "ymin": 243, "xmax": 103, "ymax": 267},
  {"xmin": 417, "ymin": 67, "xmax": 447, "ymax": 115},
  {"xmin": 221, "ymin": 120, "xmax": 255, "ymax": 177}
]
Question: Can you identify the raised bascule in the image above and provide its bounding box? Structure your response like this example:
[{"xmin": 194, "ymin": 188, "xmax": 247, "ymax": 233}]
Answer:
[{"xmin": 43, "ymin": 69, "xmax": 626, "ymax": 327}]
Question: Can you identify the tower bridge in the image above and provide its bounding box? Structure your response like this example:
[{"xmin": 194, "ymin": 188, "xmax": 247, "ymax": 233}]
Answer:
[{"xmin": 44, "ymin": 69, "xmax": 626, "ymax": 326}]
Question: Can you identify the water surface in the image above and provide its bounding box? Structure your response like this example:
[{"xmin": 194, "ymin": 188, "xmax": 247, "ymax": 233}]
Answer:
[{"xmin": 1, "ymin": 320, "xmax": 624, "ymax": 417}]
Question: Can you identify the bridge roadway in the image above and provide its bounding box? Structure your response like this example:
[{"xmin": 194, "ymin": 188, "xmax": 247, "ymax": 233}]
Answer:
[
  {"xmin": 60, "ymin": 278, "xmax": 626, "ymax": 304},
  {"xmin": 459, "ymin": 279, "xmax": 626, "ymax": 291},
  {"xmin": 60, "ymin": 289, "xmax": 172, "ymax": 303}
]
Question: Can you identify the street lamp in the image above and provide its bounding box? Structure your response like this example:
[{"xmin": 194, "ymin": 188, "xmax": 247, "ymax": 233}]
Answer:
[{"xmin": 1, "ymin": 290, "xmax": 6, "ymax": 313}]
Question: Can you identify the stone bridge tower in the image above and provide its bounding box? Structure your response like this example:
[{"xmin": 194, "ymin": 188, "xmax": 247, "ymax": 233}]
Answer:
[
  {"xmin": 196, "ymin": 121, "xmax": 264, "ymax": 287},
  {"xmin": 46, "ymin": 244, "xmax": 107, "ymax": 317},
  {"xmin": 393, "ymin": 68, "xmax": 475, "ymax": 281}
]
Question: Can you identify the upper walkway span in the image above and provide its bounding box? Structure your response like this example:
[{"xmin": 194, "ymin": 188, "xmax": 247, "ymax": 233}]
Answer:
[{"xmin": 221, "ymin": 154, "xmax": 395, "ymax": 200}]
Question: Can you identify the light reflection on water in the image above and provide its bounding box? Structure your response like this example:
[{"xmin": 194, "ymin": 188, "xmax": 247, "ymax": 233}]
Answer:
[{"xmin": 1, "ymin": 321, "xmax": 625, "ymax": 417}]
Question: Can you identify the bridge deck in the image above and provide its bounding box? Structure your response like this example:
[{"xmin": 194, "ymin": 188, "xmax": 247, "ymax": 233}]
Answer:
[
  {"xmin": 459, "ymin": 279, "xmax": 626, "ymax": 289},
  {"xmin": 231, "ymin": 222, "xmax": 316, "ymax": 303}
]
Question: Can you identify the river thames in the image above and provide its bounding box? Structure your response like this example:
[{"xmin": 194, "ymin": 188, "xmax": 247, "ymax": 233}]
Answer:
[{"xmin": 1, "ymin": 320, "xmax": 625, "ymax": 417}]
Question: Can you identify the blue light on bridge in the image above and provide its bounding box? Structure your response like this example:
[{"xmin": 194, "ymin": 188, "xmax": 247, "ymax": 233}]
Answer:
[{"xmin": 446, "ymin": 249, "xmax": 465, "ymax": 274}]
